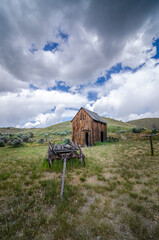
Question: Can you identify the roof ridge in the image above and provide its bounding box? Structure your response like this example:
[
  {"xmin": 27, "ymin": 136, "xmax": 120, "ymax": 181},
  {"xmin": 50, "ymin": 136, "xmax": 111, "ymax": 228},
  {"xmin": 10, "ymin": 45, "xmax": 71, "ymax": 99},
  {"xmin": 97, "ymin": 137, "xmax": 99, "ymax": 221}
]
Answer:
[{"xmin": 82, "ymin": 107, "xmax": 106, "ymax": 124}]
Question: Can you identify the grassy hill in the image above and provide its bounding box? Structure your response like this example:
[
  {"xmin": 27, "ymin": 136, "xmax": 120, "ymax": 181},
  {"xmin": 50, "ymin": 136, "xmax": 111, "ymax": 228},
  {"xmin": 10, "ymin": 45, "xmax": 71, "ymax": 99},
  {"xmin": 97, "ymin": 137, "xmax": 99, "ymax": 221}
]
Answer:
[
  {"xmin": 127, "ymin": 118, "xmax": 159, "ymax": 129},
  {"xmin": 0, "ymin": 127, "xmax": 25, "ymax": 134},
  {"xmin": 0, "ymin": 117, "xmax": 135, "ymax": 138}
]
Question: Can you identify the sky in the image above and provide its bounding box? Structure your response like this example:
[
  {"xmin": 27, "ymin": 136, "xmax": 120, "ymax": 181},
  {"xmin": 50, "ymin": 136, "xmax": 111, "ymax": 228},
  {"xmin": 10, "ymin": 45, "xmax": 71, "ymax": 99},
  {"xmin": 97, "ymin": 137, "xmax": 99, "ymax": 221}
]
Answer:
[{"xmin": 0, "ymin": 0, "xmax": 159, "ymax": 128}]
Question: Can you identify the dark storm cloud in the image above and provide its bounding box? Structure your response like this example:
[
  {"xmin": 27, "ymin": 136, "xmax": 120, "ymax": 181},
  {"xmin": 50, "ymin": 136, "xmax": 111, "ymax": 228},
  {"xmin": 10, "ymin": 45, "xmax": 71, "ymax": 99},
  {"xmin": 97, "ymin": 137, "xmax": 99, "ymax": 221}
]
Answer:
[
  {"xmin": 84, "ymin": 0, "xmax": 159, "ymax": 58},
  {"xmin": 0, "ymin": 0, "xmax": 159, "ymax": 92},
  {"xmin": 0, "ymin": 0, "xmax": 159, "ymax": 127}
]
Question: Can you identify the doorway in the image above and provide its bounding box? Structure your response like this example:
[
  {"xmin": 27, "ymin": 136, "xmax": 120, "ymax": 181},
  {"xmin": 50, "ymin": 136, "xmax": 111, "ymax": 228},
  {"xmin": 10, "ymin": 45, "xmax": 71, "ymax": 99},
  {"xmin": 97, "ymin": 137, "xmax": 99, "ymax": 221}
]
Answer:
[
  {"xmin": 101, "ymin": 131, "xmax": 104, "ymax": 142},
  {"xmin": 85, "ymin": 132, "xmax": 89, "ymax": 146}
]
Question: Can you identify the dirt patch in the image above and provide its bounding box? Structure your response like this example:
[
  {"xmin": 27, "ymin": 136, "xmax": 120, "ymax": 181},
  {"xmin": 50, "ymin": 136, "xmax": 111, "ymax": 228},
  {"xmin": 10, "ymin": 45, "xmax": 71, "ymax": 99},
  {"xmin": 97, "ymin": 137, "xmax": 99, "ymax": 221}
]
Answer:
[
  {"xmin": 41, "ymin": 171, "xmax": 60, "ymax": 181},
  {"xmin": 70, "ymin": 174, "xmax": 81, "ymax": 185},
  {"xmin": 85, "ymin": 176, "xmax": 106, "ymax": 186}
]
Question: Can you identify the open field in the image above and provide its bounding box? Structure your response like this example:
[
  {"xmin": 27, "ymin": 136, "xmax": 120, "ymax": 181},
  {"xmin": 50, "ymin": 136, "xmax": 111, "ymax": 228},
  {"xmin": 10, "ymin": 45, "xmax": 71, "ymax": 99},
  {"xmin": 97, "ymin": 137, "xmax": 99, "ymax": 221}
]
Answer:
[{"xmin": 0, "ymin": 128, "xmax": 159, "ymax": 239}]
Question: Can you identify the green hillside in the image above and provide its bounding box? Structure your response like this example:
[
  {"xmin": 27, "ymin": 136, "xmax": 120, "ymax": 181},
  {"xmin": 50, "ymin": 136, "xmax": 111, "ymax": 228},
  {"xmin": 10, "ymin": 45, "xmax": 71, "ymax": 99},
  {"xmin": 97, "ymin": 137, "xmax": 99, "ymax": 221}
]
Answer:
[
  {"xmin": 0, "ymin": 117, "xmax": 134, "ymax": 136},
  {"xmin": 0, "ymin": 127, "xmax": 25, "ymax": 134},
  {"xmin": 127, "ymin": 118, "xmax": 159, "ymax": 129}
]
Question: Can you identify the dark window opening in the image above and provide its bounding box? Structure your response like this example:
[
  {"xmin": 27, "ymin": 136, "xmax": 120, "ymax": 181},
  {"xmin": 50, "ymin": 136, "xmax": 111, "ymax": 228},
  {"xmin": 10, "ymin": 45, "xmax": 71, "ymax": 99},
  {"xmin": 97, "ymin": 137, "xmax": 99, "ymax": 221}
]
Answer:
[
  {"xmin": 85, "ymin": 132, "xmax": 89, "ymax": 146},
  {"xmin": 101, "ymin": 131, "xmax": 104, "ymax": 142}
]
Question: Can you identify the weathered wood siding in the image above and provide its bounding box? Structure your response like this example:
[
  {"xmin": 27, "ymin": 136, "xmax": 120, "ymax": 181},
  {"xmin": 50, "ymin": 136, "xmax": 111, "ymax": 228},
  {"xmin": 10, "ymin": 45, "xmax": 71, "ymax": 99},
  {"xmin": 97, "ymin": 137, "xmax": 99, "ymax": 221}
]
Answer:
[
  {"xmin": 72, "ymin": 108, "xmax": 93, "ymax": 146},
  {"xmin": 92, "ymin": 121, "xmax": 107, "ymax": 143},
  {"xmin": 72, "ymin": 108, "xmax": 107, "ymax": 146}
]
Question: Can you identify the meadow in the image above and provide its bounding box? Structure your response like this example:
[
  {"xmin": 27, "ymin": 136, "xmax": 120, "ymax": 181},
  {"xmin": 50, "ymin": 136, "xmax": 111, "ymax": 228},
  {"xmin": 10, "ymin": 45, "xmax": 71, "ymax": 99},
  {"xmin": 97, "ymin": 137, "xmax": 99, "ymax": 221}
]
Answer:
[{"xmin": 0, "ymin": 120, "xmax": 159, "ymax": 240}]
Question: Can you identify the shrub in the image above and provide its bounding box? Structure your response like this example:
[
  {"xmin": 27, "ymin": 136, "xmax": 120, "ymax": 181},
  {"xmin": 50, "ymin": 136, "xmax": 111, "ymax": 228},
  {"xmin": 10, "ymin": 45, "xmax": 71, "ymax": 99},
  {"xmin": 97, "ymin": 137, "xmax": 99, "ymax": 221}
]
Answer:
[
  {"xmin": 37, "ymin": 138, "xmax": 44, "ymax": 144},
  {"xmin": 38, "ymin": 133, "xmax": 44, "ymax": 136},
  {"xmin": 16, "ymin": 133, "xmax": 23, "ymax": 138},
  {"xmin": 152, "ymin": 128, "xmax": 157, "ymax": 134},
  {"xmin": 29, "ymin": 132, "xmax": 34, "ymax": 138},
  {"xmin": 60, "ymin": 132, "xmax": 67, "ymax": 136},
  {"xmin": 8, "ymin": 137, "xmax": 23, "ymax": 147},
  {"xmin": 0, "ymin": 135, "xmax": 9, "ymax": 143},
  {"xmin": 21, "ymin": 134, "xmax": 29, "ymax": 142},
  {"xmin": 132, "ymin": 128, "xmax": 141, "ymax": 133},
  {"xmin": 64, "ymin": 138, "xmax": 70, "ymax": 145},
  {"xmin": 0, "ymin": 140, "xmax": 5, "ymax": 147},
  {"xmin": 68, "ymin": 130, "xmax": 72, "ymax": 134},
  {"xmin": 120, "ymin": 130, "xmax": 126, "ymax": 133}
]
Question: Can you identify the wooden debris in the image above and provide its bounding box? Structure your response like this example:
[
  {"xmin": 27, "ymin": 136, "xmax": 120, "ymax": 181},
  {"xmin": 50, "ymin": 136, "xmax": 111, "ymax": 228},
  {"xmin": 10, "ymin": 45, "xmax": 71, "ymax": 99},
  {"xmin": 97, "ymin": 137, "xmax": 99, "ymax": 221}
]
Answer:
[
  {"xmin": 47, "ymin": 141, "xmax": 85, "ymax": 167},
  {"xmin": 47, "ymin": 141, "xmax": 85, "ymax": 199}
]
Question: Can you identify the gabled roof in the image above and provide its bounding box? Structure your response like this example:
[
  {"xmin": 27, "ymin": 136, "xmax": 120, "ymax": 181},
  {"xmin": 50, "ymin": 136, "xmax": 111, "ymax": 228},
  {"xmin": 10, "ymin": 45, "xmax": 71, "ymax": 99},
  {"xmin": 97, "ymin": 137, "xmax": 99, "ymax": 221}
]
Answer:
[
  {"xmin": 71, "ymin": 107, "xmax": 106, "ymax": 124},
  {"xmin": 82, "ymin": 108, "xmax": 106, "ymax": 124}
]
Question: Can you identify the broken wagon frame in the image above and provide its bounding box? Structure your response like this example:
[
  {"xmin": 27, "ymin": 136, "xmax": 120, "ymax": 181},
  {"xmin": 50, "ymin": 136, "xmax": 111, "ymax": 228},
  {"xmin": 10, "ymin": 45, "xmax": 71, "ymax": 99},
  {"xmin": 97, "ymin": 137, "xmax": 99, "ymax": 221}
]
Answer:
[{"xmin": 47, "ymin": 141, "xmax": 85, "ymax": 199}]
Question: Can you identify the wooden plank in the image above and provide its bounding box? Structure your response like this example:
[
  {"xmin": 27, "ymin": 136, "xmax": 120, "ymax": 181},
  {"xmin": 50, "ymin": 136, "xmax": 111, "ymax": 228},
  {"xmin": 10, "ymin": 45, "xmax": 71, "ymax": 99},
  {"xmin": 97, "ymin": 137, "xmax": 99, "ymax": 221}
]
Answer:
[{"xmin": 60, "ymin": 157, "xmax": 67, "ymax": 199}]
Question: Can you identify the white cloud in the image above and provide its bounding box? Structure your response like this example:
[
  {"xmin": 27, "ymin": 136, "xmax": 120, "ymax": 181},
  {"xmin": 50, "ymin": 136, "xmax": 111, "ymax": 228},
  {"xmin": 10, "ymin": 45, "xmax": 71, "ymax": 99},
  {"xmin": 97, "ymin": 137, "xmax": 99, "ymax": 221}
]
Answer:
[
  {"xmin": 0, "ymin": 89, "xmax": 87, "ymax": 127},
  {"xmin": 0, "ymin": 0, "xmax": 159, "ymax": 91},
  {"xmin": 92, "ymin": 58, "xmax": 159, "ymax": 121},
  {"xmin": 0, "ymin": 0, "xmax": 159, "ymax": 127}
]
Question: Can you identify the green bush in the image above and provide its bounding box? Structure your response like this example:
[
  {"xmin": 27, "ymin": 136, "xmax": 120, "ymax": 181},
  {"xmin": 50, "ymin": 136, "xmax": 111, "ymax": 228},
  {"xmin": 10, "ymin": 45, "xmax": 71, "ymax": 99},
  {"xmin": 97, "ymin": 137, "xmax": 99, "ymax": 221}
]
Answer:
[
  {"xmin": 0, "ymin": 135, "xmax": 10, "ymax": 143},
  {"xmin": 64, "ymin": 138, "xmax": 70, "ymax": 144},
  {"xmin": 16, "ymin": 133, "xmax": 23, "ymax": 138},
  {"xmin": 66, "ymin": 130, "xmax": 72, "ymax": 134},
  {"xmin": 60, "ymin": 132, "xmax": 67, "ymax": 136},
  {"xmin": 132, "ymin": 128, "xmax": 141, "ymax": 133},
  {"xmin": 8, "ymin": 137, "xmax": 23, "ymax": 147},
  {"xmin": 37, "ymin": 138, "xmax": 44, "ymax": 144},
  {"xmin": 29, "ymin": 132, "xmax": 34, "ymax": 138},
  {"xmin": 120, "ymin": 130, "xmax": 126, "ymax": 133},
  {"xmin": 38, "ymin": 133, "xmax": 44, "ymax": 136},
  {"xmin": 152, "ymin": 128, "xmax": 157, "ymax": 134},
  {"xmin": 0, "ymin": 140, "xmax": 5, "ymax": 147},
  {"xmin": 21, "ymin": 134, "xmax": 29, "ymax": 142}
]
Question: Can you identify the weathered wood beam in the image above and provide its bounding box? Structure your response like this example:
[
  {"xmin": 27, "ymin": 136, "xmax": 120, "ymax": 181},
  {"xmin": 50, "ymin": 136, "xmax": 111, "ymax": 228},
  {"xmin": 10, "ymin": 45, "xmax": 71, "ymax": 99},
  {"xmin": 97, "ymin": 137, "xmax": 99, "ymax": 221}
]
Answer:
[{"xmin": 61, "ymin": 157, "xmax": 67, "ymax": 199}]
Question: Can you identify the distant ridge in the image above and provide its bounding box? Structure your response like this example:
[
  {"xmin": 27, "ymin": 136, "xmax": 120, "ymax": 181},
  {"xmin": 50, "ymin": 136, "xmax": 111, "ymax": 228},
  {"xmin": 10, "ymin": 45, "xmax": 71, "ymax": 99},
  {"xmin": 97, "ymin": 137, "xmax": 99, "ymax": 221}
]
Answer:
[{"xmin": 127, "ymin": 118, "xmax": 159, "ymax": 129}]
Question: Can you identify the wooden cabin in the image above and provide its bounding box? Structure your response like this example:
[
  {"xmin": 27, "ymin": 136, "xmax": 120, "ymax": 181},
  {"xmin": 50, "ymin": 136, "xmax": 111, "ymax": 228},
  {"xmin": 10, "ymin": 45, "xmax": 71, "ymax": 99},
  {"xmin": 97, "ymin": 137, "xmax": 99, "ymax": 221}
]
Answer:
[{"xmin": 72, "ymin": 107, "xmax": 107, "ymax": 146}]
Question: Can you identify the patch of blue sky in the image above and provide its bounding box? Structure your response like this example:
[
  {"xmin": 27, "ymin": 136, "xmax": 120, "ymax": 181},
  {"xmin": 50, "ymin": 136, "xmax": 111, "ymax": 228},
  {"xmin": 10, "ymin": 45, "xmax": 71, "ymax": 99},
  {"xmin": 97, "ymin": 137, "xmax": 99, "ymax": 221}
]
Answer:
[
  {"xmin": 152, "ymin": 38, "xmax": 159, "ymax": 59},
  {"xmin": 132, "ymin": 63, "xmax": 145, "ymax": 73},
  {"xmin": 29, "ymin": 84, "xmax": 39, "ymax": 90},
  {"xmin": 43, "ymin": 42, "xmax": 59, "ymax": 52},
  {"xmin": 87, "ymin": 91, "xmax": 98, "ymax": 101},
  {"xmin": 95, "ymin": 76, "xmax": 106, "ymax": 85},
  {"xmin": 58, "ymin": 29, "xmax": 69, "ymax": 41},
  {"xmin": 29, "ymin": 44, "xmax": 38, "ymax": 54},
  {"xmin": 106, "ymin": 63, "xmax": 122, "ymax": 80},
  {"xmin": 95, "ymin": 63, "xmax": 129, "ymax": 86},
  {"xmin": 51, "ymin": 107, "xmax": 56, "ymax": 112},
  {"xmin": 65, "ymin": 107, "xmax": 79, "ymax": 111},
  {"xmin": 47, "ymin": 81, "xmax": 70, "ymax": 92},
  {"xmin": 62, "ymin": 117, "xmax": 73, "ymax": 122}
]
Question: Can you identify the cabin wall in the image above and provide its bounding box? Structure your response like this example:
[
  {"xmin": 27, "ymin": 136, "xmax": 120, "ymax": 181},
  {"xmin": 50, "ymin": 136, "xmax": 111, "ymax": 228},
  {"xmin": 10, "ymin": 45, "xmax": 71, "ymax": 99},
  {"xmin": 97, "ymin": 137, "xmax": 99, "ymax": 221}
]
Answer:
[
  {"xmin": 72, "ymin": 108, "xmax": 93, "ymax": 146},
  {"xmin": 72, "ymin": 108, "xmax": 107, "ymax": 146},
  {"xmin": 92, "ymin": 121, "xmax": 107, "ymax": 143}
]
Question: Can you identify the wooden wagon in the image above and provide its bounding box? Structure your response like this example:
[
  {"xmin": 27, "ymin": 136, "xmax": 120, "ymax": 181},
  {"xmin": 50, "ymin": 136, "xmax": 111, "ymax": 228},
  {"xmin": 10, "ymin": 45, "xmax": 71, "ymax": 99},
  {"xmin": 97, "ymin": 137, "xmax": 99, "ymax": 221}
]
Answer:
[
  {"xmin": 47, "ymin": 141, "xmax": 85, "ymax": 199},
  {"xmin": 47, "ymin": 141, "xmax": 85, "ymax": 167}
]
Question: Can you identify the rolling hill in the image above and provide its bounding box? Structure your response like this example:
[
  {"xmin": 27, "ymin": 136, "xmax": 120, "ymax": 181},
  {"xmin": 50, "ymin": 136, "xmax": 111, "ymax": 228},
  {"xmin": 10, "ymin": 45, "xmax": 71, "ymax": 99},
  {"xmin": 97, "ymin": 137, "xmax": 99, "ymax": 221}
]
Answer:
[
  {"xmin": 127, "ymin": 118, "xmax": 159, "ymax": 129},
  {"xmin": 0, "ymin": 117, "xmax": 135, "ymax": 136}
]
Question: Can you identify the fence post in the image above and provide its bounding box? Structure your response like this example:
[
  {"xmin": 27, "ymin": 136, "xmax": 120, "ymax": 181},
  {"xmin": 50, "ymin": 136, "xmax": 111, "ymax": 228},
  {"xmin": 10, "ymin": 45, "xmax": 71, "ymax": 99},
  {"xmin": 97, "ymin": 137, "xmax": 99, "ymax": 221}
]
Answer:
[{"xmin": 149, "ymin": 136, "xmax": 154, "ymax": 156}]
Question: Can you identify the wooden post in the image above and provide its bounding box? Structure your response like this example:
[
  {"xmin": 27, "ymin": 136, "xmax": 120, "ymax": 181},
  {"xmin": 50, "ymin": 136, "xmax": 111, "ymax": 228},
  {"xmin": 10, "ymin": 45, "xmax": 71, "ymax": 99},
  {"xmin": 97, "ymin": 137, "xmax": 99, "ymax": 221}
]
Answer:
[
  {"xmin": 61, "ymin": 157, "xmax": 67, "ymax": 199},
  {"xmin": 149, "ymin": 136, "xmax": 154, "ymax": 156}
]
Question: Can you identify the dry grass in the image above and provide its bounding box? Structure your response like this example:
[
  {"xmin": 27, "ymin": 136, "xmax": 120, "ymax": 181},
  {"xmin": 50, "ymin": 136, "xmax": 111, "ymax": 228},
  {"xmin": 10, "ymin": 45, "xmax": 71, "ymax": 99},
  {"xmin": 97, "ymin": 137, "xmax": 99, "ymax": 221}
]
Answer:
[{"xmin": 0, "ymin": 135, "xmax": 159, "ymax": 239}]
